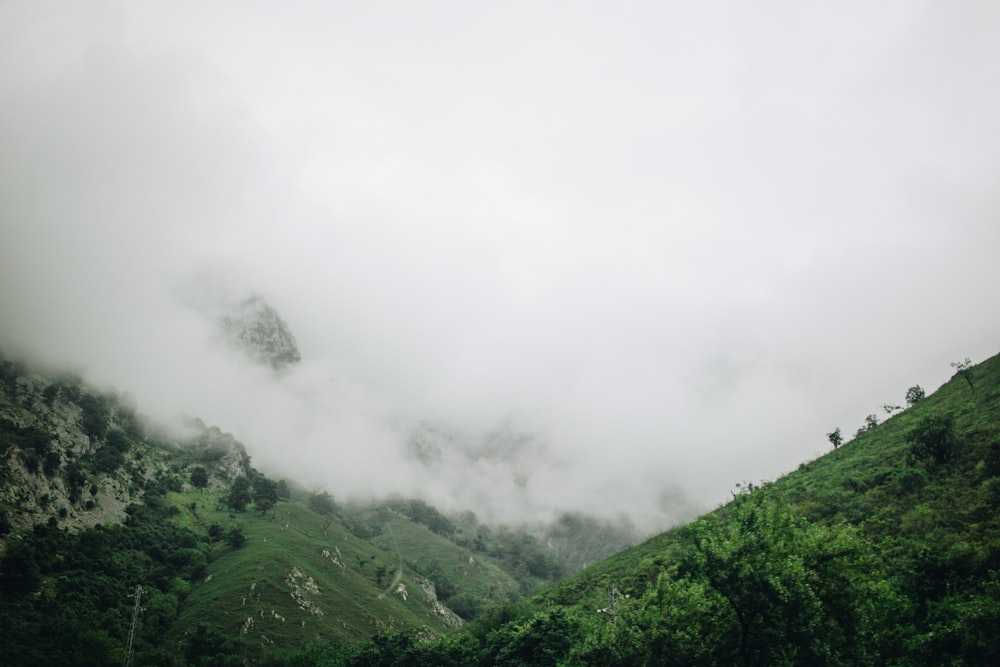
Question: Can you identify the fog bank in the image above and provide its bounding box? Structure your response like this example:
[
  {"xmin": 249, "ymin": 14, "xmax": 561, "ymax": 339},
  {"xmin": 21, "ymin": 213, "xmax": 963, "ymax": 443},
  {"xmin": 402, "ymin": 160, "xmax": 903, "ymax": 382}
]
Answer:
[{"xmin": 2, "ymin": 1, "xmax": 1000, "ymax": 530}]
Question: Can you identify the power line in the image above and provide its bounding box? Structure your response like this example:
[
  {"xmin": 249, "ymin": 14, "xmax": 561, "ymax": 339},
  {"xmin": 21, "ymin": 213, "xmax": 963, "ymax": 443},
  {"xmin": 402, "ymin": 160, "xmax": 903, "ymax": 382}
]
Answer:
[{"xmin": 124, "ymin": 584, "xmax": 144, "ymax": 667}]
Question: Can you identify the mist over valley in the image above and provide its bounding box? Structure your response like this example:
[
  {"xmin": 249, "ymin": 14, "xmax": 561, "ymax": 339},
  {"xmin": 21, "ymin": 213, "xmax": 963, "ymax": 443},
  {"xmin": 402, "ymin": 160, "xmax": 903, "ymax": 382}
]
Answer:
[{"xmin": 4, "ymin": 3, "xmax": 1000, "ymax": 664}]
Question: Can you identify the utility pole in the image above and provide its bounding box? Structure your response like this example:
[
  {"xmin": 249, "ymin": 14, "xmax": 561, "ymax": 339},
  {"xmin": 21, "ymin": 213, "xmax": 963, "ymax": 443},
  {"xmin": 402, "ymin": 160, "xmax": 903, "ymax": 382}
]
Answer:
[{"xmin": 124, "ymin": 584, "xmax": 144, "ymax": 667}]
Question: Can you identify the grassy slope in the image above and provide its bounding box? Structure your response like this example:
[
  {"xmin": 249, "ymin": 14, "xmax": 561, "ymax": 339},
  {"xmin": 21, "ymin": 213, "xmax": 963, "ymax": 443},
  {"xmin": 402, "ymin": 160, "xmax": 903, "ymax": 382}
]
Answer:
[
  {"xmin": 370, "ymin": 515, "xmax": 523, "ymax": 606},
  {"xmin": 537, "ymin": 351, "xmax": 1000, "ymax": 613},
  {"xmin": 166, "ymin": 491, "xmax": 459, "ymax": 655}
]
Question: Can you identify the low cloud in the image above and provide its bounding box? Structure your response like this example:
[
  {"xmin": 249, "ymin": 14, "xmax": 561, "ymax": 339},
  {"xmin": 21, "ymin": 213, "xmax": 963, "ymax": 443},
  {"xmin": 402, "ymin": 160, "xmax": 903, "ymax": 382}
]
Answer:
[{"xmin": 2, "ymin": 1, "xmax": 1000, "ymax": 532}]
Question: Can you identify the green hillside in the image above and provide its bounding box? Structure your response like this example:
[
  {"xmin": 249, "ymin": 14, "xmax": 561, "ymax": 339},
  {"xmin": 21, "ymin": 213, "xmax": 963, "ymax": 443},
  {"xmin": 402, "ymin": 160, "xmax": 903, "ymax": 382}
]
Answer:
[
  {"xmin": 5, "ymin": 349, "xmax": 1000, "ymax": 665},
  {"xmin": 544, "ymin": 352, "xmax": 1000, "ymax": 607},
  {"xmin": 302, "ymin": 352, "xmax": 1000, "ymax": 666},
  {"xmin": 370, "ymin": 515, "xmax": 522, "ymax": 616},
  {"xmin": 523, "ymin": 352, "xmax": 1000, "ymax": 665},
  {"xmin": 0, "ymin": 355, "xmax": 569, "ymax": 665},
  {"xmin": 339, "ymin": 499, "xmax": 570, "ymax": 614},
  {"xmin": 164, "ymin": 490, "xmax": 462, "ymax": 653}
]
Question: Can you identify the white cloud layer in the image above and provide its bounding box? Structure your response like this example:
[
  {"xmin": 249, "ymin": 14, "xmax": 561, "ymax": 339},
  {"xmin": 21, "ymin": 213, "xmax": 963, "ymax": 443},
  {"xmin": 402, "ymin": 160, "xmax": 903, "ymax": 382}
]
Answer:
[{"xmin": 2, "ymin": 1, "xmax": 999, "ymax": 530}]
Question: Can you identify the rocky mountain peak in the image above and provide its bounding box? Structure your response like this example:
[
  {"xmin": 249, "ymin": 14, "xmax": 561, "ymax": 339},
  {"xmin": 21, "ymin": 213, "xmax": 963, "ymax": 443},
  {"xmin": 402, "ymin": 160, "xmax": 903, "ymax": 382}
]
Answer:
[{"xmin": 219, "ymin": 294, "xmax": 301, "ymax": 371}]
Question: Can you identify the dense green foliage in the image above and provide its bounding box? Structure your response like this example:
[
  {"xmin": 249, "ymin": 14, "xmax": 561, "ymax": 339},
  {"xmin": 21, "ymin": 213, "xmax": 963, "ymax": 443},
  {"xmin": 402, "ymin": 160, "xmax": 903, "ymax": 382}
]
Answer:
[
  {"xmin": 0, "ymin": 480, "xmax": 216, "ymax": 666},
  {"xmin": 906, "ymin": 384, "xmax": 926, "ymax": 406},
  {"xmin": 906, "ymin": 414, "xmax": 958, "ymax": 465},
  {"xmin": 251, "ymin": 474, "xmax": 279, "ymax": 514},
  {"xmin": 226, "ymin": 475, "xmax": 252, "ymax": 512}
]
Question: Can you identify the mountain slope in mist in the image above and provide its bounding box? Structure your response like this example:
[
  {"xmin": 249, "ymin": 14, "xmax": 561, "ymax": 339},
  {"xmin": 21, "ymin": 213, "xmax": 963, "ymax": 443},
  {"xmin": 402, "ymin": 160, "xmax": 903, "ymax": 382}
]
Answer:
[
  {"xmin": 288, "ymin": 350, "xmax": 1000, "ymax": 665},
  {"xmin": 0, "ymin": 353, "xmax": 624, "ymax": 664},
  {"xmin": 0, "ymin": 359, "xmax": 454, "ymax": 661},
  {"xmin": 7, "ymin": 340, "xmax": 999, "ymax": 664},
  {"xmin": 494, "ymin": 351, "xmax": 1000, "ymax": 664},
  {"xmin": 172, "ymin": 282, "xmax": 673, "ymax": 535}
]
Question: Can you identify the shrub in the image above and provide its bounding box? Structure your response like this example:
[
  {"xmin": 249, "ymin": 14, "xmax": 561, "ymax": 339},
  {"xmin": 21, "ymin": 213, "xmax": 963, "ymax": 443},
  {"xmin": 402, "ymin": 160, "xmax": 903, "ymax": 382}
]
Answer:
[
  {"xmin": 43, "ymin": 451, "xmax": 61, "ymax": 478},
  {"xmin": 827, "ymin": 428, "xmax": 843, "ymax": 449},
  {"xmin": 91, "ymin": 429, "xmax": 131, "ymax": 473},
  {"xmin": 226, "ymin": 528, "xmax": 246, "ymax": 549},
  {"xmin": 905, "ymin": 385, "xmax": 925, "ymax": 406},
  {"xmin": 77, "ymin": 393, "xmax": 110, "ymax": 441},
  {"xmin": 189, "ymin": 466, "xmax": 209, "ymax": 488},
  {"xmin": 907, "ymin": 414, "xmax": 958, "ymax": 466},
  {"xmin": 308, "ymin": 491, "xmax": 336, "ymax": 516}
]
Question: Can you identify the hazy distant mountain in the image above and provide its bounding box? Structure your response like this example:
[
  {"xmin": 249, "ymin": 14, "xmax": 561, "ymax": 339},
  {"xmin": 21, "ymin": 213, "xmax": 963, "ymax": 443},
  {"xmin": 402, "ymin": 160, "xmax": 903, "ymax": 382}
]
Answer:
[
  {"xmin": 218, "ymin": 294, "xmax": 301, "ymax": 371},
  {"xmin": 406, "ymin": 419, "xmax": 544, "ymax": 468}
]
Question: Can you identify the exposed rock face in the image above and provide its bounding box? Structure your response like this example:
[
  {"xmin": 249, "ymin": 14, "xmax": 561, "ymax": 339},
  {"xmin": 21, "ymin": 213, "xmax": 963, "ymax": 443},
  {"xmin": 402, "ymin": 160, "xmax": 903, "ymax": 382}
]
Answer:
[
  {"xmin": 178, "ymin": 275, "xmax": 302, "ymax": 372},
  {"xmin": 220, "ymin": 295, "xmax": 301, "ymax": 371},
  {"xmin": 0, "ymin": 360, "xmax": 257, "ymax": 548},
  {"xmin": 0, "ymin": 368, "xmax": 161, "ymax": 540},
  {"xmin": 412, "ymin": 575, "xmax": 463, "ymax": 628},
  {"xmin": 285, "ymin": 566, "xmax": 323, "ymax": 615},
  {"xmin": 180, "ymin": 417, "xmax": 254, "ymax": 485}
]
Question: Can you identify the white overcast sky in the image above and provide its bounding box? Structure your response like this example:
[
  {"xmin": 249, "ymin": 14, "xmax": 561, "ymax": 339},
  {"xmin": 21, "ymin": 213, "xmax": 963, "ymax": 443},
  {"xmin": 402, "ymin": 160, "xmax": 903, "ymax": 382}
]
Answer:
[{"xmin": 2, "ymin": 1, "xmax": 999, "ymax": 528}]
